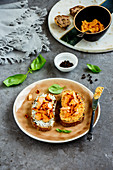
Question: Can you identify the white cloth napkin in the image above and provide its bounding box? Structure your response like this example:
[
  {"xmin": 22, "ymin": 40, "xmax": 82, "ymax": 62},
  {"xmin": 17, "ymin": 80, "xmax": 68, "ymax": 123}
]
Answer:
[{"xmin": 0, "ymin": 0, "xmax": 50, "ymax": 64}]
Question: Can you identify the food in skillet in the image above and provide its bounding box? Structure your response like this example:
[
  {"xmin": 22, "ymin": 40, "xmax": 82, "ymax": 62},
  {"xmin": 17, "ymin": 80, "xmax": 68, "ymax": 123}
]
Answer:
[
  {"xmin": 70, "ymin": 5, "xmax": 84, "ymax": 17},
  {"xmin": 60, "ymin": 90, "xmax": 85, "ymax": 127},
  {"xmin": 81, "ymin": 19, "xmax": 105, "ymax": 33},
  {"xmin": 31, "ymin": 93, "xmax": 56, "ymax": 131},
  {"xmin": 54, "ymin": 15, "xmax": 71, "ymax": 29}
]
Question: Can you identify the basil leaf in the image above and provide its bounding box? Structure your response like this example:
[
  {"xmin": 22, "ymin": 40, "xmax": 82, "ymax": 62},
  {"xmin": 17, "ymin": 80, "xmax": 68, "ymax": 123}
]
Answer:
[
  {"xmin": 62, "ymin": 129, "xmax": 72, "ymax": 133},
  {"xmin": 3, "ymin": 55, "xmax": 46, "ymax": 87},
  {"xmin": 56, "ymin": 128, "xmax": 72, "ymax": 133},
  {"xmin": 48, "ymin": 84, "xmax": 65, "ymax": 94},
  {"xmin": 56, "ymin": 128, "xmax": 62, "ymax": 133},
  {"xmin": 31, "ymin": 54, "xmax": 46, "ymax": 71},
  {"xmin": 87, "ymin": 64, "xmax": 101, "ymax": 73},
  {"xmin": 3, "ymin": 74, "xmax": 27, "ymax": 87}
]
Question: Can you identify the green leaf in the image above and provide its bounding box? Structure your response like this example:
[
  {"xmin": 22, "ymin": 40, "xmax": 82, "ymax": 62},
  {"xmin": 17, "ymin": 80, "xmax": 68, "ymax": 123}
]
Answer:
[
  {"xmin": 31, "ymin": 54, "xmax": 46, "ymax": 71},
  {"xmin": 56, "ymin": 128, "xmax": 62, "ymax": 133},
  {"xmin": 48, "ymin": 84, "xmax": 65, "ymax": 94},
  {"xmin": 3, "ymin": 55, "xmax": 46, "ymax": 87},
  {"xmin": 3, "ymin": 74, "xmax": 27, "ymax": 87},
  {"xmin": 87, "ymin": 64, "xmax": 102, "ymax": 73},
  {"xmin": 56, "ymin": 128, "xmax": 72, "ymax": 133}
]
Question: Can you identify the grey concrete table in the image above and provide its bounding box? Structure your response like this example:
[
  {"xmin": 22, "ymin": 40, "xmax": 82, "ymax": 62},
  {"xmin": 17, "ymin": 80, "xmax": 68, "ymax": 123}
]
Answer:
[{"xmin": 0, "ymin": 0, "xmax": 113, "ymax": 170}]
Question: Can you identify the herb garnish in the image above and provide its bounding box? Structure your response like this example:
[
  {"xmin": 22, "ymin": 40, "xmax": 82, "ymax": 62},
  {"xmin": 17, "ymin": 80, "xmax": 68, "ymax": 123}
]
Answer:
[
  {"xmin": 56, "ymin": 128, "xmax": 72, "ymax": 133},
  {"xmin": 3, "ymin": 74, "xmax": 28, "ymax": 87},
  {"xmin": 87, "ymin": 64, "xmax": 101, "ymax": 73},
  {"xmin": 31, "ymin": 54, "xmax": 46, "ymax": 71},
  {"xmin": 3, "ymin": 54, "xmax": 46, "ymax": 87},
  {"xmin": 48, "ymin": 84, "xmax": 65, "ymax": 94}
]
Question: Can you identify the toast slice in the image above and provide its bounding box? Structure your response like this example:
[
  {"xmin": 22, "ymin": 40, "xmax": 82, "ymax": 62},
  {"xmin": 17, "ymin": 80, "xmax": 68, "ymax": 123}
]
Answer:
[
  {"xmin": 54, "ymin": 15, "xmax": 71, "ymax": 29},
  {"xmin": 31, "ymin": 93, "xmax": 56, "ymax": 131},
  {"xmin": 70, "ymin": 5, "xmax": 84, "ymax": 17},
  {"xmin": 60, "ymin": 90, "xmax": 85, "ymax": 127}
]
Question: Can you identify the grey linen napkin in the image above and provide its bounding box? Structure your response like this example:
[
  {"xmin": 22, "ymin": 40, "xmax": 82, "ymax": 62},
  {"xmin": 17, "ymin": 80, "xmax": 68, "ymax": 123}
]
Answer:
[{"xmin": 0, "ymin": 0, "xmax": 50, "ymax": 64}]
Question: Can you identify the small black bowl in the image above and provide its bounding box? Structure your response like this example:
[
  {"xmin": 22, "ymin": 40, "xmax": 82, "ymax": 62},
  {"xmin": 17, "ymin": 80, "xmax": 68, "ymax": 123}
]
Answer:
[{"xmin": 74, "ymin": 5, "xmax": 112, "ymax": 41}]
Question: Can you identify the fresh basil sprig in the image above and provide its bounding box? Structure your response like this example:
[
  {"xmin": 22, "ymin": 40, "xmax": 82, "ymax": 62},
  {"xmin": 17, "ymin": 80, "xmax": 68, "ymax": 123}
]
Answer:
[
  {"xmin": 3, "ymin": 54, "xmax": 46, "ymax": 87},
  {"xmin": 56, "ymin": 128, "xmax": 72, "ymax": 133},
  {"xmin": 48, "ymin": 84, "xmax": 65, "ymax": 94},
  {"xmin": 87, "ymin": 64, "xmax": 101, "ymax": 73},
  {"xmin": 31, "ymin": 54, "xmax": 46, "ymax": 71},
  {"xmin": 3, "ymin": 74, "xmax": 28, "ymax": 87}
]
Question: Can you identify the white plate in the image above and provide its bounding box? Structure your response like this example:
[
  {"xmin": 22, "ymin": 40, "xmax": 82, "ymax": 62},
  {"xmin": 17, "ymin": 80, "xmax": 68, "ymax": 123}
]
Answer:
[
  {"xmin": 48, "ymin": 0, "xmax": 113, "ymax": 53},
  {"xmin": 13, "ymin": 78, "xmax": 100, "ymax": 143}
]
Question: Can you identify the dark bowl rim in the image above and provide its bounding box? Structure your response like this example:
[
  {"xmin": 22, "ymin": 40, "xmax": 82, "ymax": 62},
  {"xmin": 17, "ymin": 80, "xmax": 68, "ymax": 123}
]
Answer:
[{"xmin": 74, "ymin": 5, "xmax": 112, "ymax": 35}]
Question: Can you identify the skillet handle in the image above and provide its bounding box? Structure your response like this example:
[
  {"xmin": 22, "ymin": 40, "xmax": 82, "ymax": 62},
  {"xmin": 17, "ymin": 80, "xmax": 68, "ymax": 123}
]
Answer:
[
  {"xmin": 77, "ymin": 30, "xmax": 91, "ymax": 38},
  {"xmin": 77, "ymin": 32, "xmax": 85, "ymax": 38}
]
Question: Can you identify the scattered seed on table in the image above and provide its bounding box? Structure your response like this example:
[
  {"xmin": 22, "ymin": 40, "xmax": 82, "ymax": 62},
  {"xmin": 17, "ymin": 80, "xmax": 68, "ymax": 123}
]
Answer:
[
  {"xmin": 87, "ymin": 74, "xmax": 90, "ymax": 77},
  {"xmin": 81, "ymin": 74, "xmax": 86, "ymax": 79},
  {"xmin": 95, "ymin": 79, "xmax": 98, "ymax": 81},
  {"xmin": 81, "ymin": 74, "xmax": 98, "ymax": 84},
  {"xmin": 81, "ymin": 76, "xmax": 86, "ymax": 79},
  {"xmin": 87, "ymin": 78, "xmax": 90, "ymax": 81},
  {"xmin": 90, "ymin": 80, "xmax": 93, "ymax": 84}
]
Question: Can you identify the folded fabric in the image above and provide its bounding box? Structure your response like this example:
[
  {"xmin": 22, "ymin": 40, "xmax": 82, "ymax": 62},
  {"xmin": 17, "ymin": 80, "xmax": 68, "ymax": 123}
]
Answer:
[
  {"xmin": 0, "ymin": 0, "xmax": 50, "ymax": 64},
  {"xmin": 0, "ymin": 0, "xmax": 28, "ymax": 9}
]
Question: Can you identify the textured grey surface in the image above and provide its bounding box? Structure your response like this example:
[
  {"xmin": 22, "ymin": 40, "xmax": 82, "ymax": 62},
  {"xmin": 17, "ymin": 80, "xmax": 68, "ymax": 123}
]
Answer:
[{"xmin": 0, "ymin": 0, "xmax": 113, "ymax": 170}]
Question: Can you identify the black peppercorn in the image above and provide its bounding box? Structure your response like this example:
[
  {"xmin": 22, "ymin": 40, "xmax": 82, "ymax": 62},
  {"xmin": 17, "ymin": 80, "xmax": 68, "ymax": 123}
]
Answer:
[
  {"xmin": 81, "ymin": 73, "xmax": 98, "ymax": 84},
  {"xmin": 95, "ymin": 79, "xmax": 98, "ymax": 81},
  {"xmin": 90, "ymin": 80, "xmax": 93, "ymax": 84},
  {"xmin": 60, "ymin": 60, "xmax": 74, "ymax": 68},
  {"xmin": 87, "ymin": 74, "xmax": 90, "ymax": 77}
]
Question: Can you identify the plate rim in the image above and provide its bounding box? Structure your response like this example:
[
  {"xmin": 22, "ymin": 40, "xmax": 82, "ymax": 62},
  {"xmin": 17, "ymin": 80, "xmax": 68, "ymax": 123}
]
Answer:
[
  {"xmin": 48, "ymin": 0, "xmax": 113, "ymax": 53},
  {"xmin": 13, "ymin": 78, "xmax": 100, "ymax": 143}
]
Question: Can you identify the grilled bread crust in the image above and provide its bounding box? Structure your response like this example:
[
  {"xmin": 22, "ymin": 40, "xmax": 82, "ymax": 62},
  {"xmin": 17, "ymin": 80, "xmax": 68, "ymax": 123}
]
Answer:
[
  {"xmin": 60, "ymin": 116, "xmax": 84, "ymax": 127},
  {"xmin": 31, "ymin": 118, "xmax": 54, "ymax": 131},
  {"xmin": 54, "ymin": 15, "xmax": 71, "ymax": 29},
  {"xmin": 70, "ymin": 5, "xmax": 84, "ymax": 17}
]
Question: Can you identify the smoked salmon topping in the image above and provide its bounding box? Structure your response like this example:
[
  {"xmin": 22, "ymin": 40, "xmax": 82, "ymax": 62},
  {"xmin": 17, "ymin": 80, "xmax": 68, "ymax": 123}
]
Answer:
[
  {"xmin": 32, "ymin": 94, "xmax": 56, "ymax": 123},
  {"xmin": 45, "ymin": 94, "xmax": 52, "ymax": 102}
]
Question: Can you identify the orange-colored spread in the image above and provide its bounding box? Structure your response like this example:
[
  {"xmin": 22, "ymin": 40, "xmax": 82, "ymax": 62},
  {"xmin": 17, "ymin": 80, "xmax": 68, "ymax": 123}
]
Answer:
[
  {"xmin": 60, "ymin": 91, "xmax": 85, "ymax": 122},
  {"xmin": 94, "ymin": 86, "xmax": 104, "ymax": 99},
  {"xmin": 81, "ymin": 19, "xmax": 104, "ymax": 33}
]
